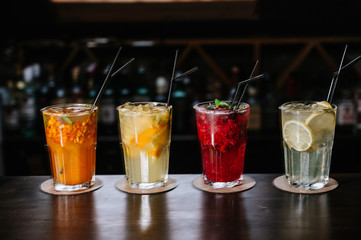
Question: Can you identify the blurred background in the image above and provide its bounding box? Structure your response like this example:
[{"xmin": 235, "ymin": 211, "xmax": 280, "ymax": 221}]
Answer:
[{"xmin": 1, "ymin": 0, "xmax": 361, "ymax": 176}]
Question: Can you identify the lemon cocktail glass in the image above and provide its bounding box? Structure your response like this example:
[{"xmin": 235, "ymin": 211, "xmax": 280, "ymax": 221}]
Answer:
[
  {"xmin": 117, "ymin": 102, "xmax": 172, "ymax": 189},
  {"xmin": 279, "ymin": 101, "xmax": 337, "ymax": 190}
]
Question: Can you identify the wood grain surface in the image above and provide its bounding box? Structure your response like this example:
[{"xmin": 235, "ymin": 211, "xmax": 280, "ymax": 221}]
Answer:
[{"xmin": 1, "ymin": 174, "xmax": 361, "ymax": 239}]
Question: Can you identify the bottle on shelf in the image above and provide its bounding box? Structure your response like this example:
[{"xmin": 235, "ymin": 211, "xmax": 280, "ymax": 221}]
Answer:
[
  {"xmin": 52, "ymin": 72, "xmax": 67, "ymax": 105},
  {"xmin": 85, "ymin": 62, "xmax": 98, "ymax": 104},
  {"xmin": 172, "ymin": 71, "xmax": 187, "ymax": 133},
  {"xmin": 1, "ymin": 79, "xmax": 20, "ymax": 134},
  {"xmin": 154, "ymin": 76, "xmax": 168, "ymax": 102},
  {"xmin": 45, "ymin": 64, "xmax": 57, "ymax": 105},
  {"xmin": 37, "ymin": 63, "xmax": 56, "ymax": 110},
  {"xmin": 97, "ymin": 63, "xmax": 115, "ymax": 134},
  {"xmin": 115, "ymin": 66, "xmax": 132, "ymax": 105},
  {"xmin": 133, "ymin": 65, "xmax": 151, "ymax": 102},
  {"xmin": 1, "ymin": 78, "xmax": 20, "ymax": 135},
  {"xmin": 99, "ymin": 88, "xmax": 116, "ymax": 135},
  {"xmin": 353, "ymin": 68, "xmax": 361, "ymax": 133},
  {"xmin": 247, "ymin": 85, "xmax": 262, "ymax": 131},
  {"xmin": 336, "ymin": 89, "xmax": 355, "ymax": 134},
  {"xmin": 354, "ymin": 86, "xmax": 361, "ymax": 133},
  {"xmin": 118, "ymin": 87, "xmax": 131, "ymax": 105},
  {"xmin": 0, "ymin": 46, "xmax": 19, "ymax": 137},
  {"xmin": 69, "ymin": 65, "xmax": 84, "ymax": 103},
  {"xmin": 181, "ymin": 72, "xmax": 196, "ymax": 133},
  {"xmin": 228, "ymin": 65, "xmax": 240, "ymax": 100},
  {"xmin": 19, "ymin": 64, "xmax": 38, "ymax": 137},
  {"xmin": 261, "ymin": 74, "xmax": 278, "ymax": 133},
  {"xmin": 205, "ymin": 74, "xmax": 224, "ymax": 101}
]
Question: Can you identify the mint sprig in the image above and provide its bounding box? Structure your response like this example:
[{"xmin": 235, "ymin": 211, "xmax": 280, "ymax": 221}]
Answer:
[
  {"xmin": 215, "ymin": 99, "xmax": 230, "ymax": 108},
  {"xmin": 205, "ymin": 99, "xmax": 245, "ymax": 110},
  {"xmin": 62, "ymin": 116, "xmax": 73, "ymax": 125},
  {"xmin": 205, "ymin": 99, "xmax": 230, "ymax": 110}
]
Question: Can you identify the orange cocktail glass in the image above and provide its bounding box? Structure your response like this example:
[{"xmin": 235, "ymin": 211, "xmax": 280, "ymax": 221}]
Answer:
[{"xmin": 41, "ymin": 104, "xmax": 98, "ymax": 191}]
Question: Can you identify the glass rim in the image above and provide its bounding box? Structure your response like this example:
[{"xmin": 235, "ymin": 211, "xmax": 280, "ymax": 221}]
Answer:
[
  {"xmin": 116, "ymin": 102, "xmax": 172, "ymax": 111},
  {"xmin": 279, "ymin": 100, "xmax": 337, "ymax": 111},
  {"xmin": 193, "ymin": 100, "xmax": 250, "ymax": 113},
  {"xmin": 41, "ymin": 103, "xmax": 98, "ymax": 116}
]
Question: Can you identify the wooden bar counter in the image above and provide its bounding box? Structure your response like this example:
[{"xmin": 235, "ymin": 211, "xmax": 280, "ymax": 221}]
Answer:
[{"xmin": 1, "ymin": 174, "xmax": 361, "ymax": 239}]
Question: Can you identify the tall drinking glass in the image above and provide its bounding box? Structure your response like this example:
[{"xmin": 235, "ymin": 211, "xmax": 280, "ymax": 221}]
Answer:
[
  {"xmin": 279, "ymin": 101, "xmax": 337, "ymax": 189},
  {"xmin": 41, "ymin": 104, "xmax": 98, "ymax": 191},
  {"xmin": 117, "ymin": 102, "xmax": 172, "ymax": 189},
  {"xmin": 194, "ymin": 101, "xmax": 250, "ymax": 188}
]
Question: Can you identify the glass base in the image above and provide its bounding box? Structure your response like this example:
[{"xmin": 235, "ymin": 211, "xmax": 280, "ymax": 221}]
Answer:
[
  {"xmin": 127, "ymin": 177, "xmax": 167, "ymax": 189},
  {"xmin": 203, "ymin": 174, "xmax": 243, "ymax": 188},
  {"xmin": 286, "ymin": 176, "xmax": 328, "ymax": 190},
  {"xmin": 54, "ymin": 181, "xmax": 94, "ymax": 192}
]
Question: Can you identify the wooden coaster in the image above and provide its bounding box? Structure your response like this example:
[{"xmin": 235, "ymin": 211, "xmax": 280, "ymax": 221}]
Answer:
[
  {"xmin": 192, "ymin": 175, "xmax": 256, "ymax": 193},
  {"xmin": 272, "ymin": 175, "xmax": 338, "ymax": 194},
  {"xmin": 40, "ymin": 178, "xmax": 103, "ymax": 195},
  {"xmin": 115, "ymin": 177, "xmax": 178, "ymax": 194}
]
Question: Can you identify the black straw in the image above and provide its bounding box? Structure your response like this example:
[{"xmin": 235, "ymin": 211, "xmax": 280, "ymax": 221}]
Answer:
[
  {"xmin": 110, "ymin": 58, "xmax": 135, "ymax": 79},
  {"xmin": 91, "ymin": 57, "xmax": 134, "ymax": 110},
  {"xmin": 172, "ymin": 67, "xmax": 198, "ymax": 82},
  {"xmin": 333, "ymin": 55, "xmax": 361, "ymax": 76},
  {"xmin": 232, "ymin": 74, "xmax": 266, "ymax": 111},
  {"xmin": 327, "ymin": 45, "xmax": 348, "ymax": 103},
  {"xmin": 236, "ymin": 74, "xmax": 265, "ymax": 86},
  {"xmin": 230, "ymin": 60, "xmax": 259, "ymax": 110},
  {"xmin": 166, "ymin": 50, "xmax": 179, "ymax": 107},
  {"xmin": 91, "ymin": 45, "xmax": 136, "ymax": 110},
  {"xmin": 91, "ymin": 46, "xmax": 122, "ymax": 110},
  {"xmin": 230, "ymin": 82, "xmax": 242, "ymax": 110},
  {"xmin": 237, "ymin": 60, "xmax": 259, "ymax": 109},
  {"xmin": 164, "ymin": 66, "xmax": 198, "ymax": 107}
]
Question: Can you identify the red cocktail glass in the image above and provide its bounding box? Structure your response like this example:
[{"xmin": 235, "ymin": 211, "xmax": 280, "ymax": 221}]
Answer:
[{"xmin": 194, "ymin": 101, "xmax": 250, "ymax": 188}]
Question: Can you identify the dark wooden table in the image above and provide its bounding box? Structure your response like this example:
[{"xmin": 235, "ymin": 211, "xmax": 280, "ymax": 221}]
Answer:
[{"xmin": 1, "ymin": 174, "xmax": 361, "ymax": 240}]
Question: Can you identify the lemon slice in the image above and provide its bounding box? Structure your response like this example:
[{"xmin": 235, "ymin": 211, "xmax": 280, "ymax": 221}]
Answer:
[
  {"xmin": 283, "ymin": 120, "xmax": 313, "ymax": 151},
  {"xmin": 317, "ymin": 101, "xmax": 333, "ymax": 109},
  {"xmin": 305, "ymin": 111, "xmax": 335, "ymax": 132}
]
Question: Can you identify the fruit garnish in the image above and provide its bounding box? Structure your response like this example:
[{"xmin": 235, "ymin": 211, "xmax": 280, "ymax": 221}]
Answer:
[
  {"xmin": 46, "ymin": 115, "xmax": 97, "ymax": 144},
  {"xmin": 305, "ymin": 111, "xmax": 336, "ymax": 132},
  {"xmin": 205, "ymin": 103, "xmax": 214, "ymax": 110},
  {"xmin": 317, "ymin": 101, "xmax": 333, "ymax": 109},
  {"xmin": 204, "ymin": 99, "xmax": 246, "ymax": 110},
  {"xmin": 62, "ymin": 116, "xmax": 73, "ymax": 125},
  {"xmin": 283, "ymin": 120, "xmax": 313, "ymax": 151},
  {"xmin": 215, "ymin": 99, "xmax": 230, "ymax": 108}
]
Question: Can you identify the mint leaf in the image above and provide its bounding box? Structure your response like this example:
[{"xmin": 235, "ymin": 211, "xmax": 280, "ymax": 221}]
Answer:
[
  {"xmin": 215, "ymin": 99, "xmax": 230, "ymax": 108},
  {"xmin": 215, "ymin": 99, "xmax": 221, "ymax": 107},
  {"xmin": 205, "ymin": 103, "xmax": 215, "ymax": 110},
  {"xmin": 219, "ymin": 101, "xmax": 229, "ymax": 108},
  {"xmin": 62, "ymin": 116, "xmax": 73, "ymax": 125}
]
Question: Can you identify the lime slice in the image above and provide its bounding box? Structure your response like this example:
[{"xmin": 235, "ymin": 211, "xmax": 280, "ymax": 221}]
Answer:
[
  {"xmin": 317, "ymin": 101, "xmax": 333, "ymax": 109},
  {"xmin": 283, "ymin": 120, "xmax": 313, "ymax": 151}
]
